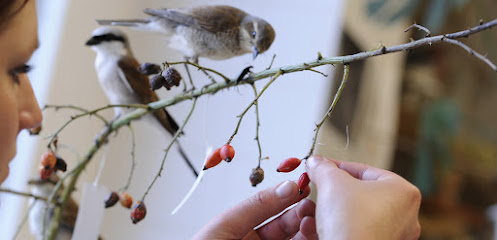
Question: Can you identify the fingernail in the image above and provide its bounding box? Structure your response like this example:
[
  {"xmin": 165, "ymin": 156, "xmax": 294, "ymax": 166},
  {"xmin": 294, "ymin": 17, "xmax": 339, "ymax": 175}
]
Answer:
[
  {"xmin": 306, "ymin": 156, "xmax": 322, "ymax": 170},
  {"xmin": 275, "ymin": 181, "xmax": 294, "ymax": 199}
]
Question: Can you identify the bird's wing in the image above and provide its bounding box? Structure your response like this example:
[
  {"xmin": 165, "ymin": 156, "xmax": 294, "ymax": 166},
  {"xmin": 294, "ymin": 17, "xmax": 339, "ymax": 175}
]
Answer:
[
  {"xmin": 144, "ymin": 5, "xmax": 245, "ymax": 33},
  {"xmin": 117, "ymin": 57, "xmax": 179, "ymax": 135}
]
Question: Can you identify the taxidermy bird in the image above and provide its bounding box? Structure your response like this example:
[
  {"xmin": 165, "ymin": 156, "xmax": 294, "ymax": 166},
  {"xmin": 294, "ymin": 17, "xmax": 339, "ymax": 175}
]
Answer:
[
  {"xmin": 96, "ymin": 5, "xmax": 276, "ymax": 62},
  {"xmin": 28, "ymin": 175, "xmax": 78, "ymax": 240},
  {"xmin": 85, "ymin": 26, "xmax": 198, "ymax": 176}
]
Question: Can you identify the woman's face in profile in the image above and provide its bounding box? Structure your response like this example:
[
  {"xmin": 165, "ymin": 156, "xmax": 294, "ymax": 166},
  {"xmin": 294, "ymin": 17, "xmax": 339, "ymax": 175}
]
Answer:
[{"xmin": 0, "ymin": 0, "xmax": 42, "ymax": 184}]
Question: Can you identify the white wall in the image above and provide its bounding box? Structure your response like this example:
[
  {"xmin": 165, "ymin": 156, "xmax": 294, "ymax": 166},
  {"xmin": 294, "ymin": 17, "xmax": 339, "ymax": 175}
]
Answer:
[{"xmin": 1, "ymin": 0, "xmax": 344, "ymax": 239}]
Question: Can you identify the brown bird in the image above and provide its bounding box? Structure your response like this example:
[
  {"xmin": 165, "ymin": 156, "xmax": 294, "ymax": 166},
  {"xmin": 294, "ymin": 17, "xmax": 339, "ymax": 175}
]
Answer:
[
  {"xmin": 85, "ymin": 26, "xmax": 198, "ymax": 176},
  {"xmin": 96, "ymin": 5, "xmax": 276, "ymax": 62}
]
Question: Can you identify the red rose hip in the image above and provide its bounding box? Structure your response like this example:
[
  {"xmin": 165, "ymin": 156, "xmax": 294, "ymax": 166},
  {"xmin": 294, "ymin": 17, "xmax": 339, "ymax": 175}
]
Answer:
[
  {"xmin": 220, "ymin": 144, "xmax": 235, "ymax": 162},
  {"xmin": 298, "ymin": 172, "xmax": 310, "ymax": 195},
  {"xmin": 203, "ymin": 148, "xmax": 222, "ymax": 170},
  {"xmin": 276, "ymin": 157, "xmax": 301, "ymax": 172}
]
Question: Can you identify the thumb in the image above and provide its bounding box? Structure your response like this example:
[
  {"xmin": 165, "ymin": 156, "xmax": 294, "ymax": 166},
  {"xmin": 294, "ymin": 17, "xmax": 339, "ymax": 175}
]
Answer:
[
  {"xmin": 305, "ymin": 155, "xmax": 352, "ymax": 190},
  {"xmin": 194, "ymin": 181, "xmax": 309, "ymax": 239}
]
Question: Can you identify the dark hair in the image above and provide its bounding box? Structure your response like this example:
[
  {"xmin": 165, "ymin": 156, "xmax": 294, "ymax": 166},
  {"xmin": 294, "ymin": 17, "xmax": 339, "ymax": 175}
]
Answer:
[{"xmin": 0, "ymin": 0, "xmax": 29, "ymax": 31}]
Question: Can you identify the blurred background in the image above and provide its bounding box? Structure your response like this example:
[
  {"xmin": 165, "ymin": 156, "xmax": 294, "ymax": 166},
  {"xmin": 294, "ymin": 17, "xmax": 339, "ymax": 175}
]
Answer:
[
  {"xmin": 1, "ymin": 0, "xmax": 497, "ymax": 239},
  {"xmin": 318, "ymin": 0, "xmax": 497, "ymax": 239}
]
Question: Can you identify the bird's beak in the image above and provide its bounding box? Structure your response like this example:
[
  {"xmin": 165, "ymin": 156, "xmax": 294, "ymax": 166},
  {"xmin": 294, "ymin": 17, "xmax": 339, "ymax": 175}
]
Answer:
[
  {"xmin": 85, "ymin": 36, "xmax": 98, "ymax": 46},
  {"xmin": 252, "ymin": 45, "xmax": 259, "ymax": 60}
]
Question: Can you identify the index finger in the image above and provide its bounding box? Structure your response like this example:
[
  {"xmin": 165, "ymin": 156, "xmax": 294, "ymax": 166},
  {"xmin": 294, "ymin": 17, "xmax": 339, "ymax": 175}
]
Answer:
[
  {"xmin": 310, "ymin": 156, "xmax": 394, "ymax": 181},
  {"xmin": 335, "ymin": 161, "xmax": 393, "ymax": 181}
]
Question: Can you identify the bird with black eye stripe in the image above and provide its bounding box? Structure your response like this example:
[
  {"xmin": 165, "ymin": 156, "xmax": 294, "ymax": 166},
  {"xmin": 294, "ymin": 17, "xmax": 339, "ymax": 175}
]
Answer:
[{"xmin": 86, "ymin": 26, "xmax": 198, "ymax": 177}]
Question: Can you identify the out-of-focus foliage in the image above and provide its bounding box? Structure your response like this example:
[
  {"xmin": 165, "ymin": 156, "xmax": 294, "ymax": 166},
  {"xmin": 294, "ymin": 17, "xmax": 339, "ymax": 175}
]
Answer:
[{"xmin": 367, "ymin": 0, "xmax": 468, "ymax": 32}]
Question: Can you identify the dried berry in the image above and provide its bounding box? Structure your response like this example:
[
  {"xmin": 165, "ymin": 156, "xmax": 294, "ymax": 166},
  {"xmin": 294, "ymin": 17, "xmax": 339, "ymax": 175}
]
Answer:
[
  {"xmin": 39, "ymin": 151, "xmax": 57, "ymax": 180},
  {"xmin": 28, "ymin": 125, "xmax": 42, "ymax": 135},
  {"xmin": 150, "ymin": 74, "xmax": 166, "ymax": 91},
  {"xmin": 119, "ymin": 192, "xmax": 133, "ymax": 209},
  {"xmin": 220, "ymin": 144, "xmax": 235, "ymax": 162},
  {"xmin": 54, "ymin": 157, "xmax": 67, "ymax": 172},
  {"xmin": 203, "ymin": 148, "xmax": 222, "ymax": 170},
  {"xmin": 249, "ymin": 167, "xmax": 264, "ymax": 187},
  {"xmin": 130, "ymin": 201, "xmax": 147, "ymax": 224},
  {"xmin": 276, "ymin": 157, "xmax": 301, "ymax": 173},
  {"xmin": 104, "ymin": 191, "xmax": 119, "ymax": 208},
  {"xmin": 298, "ymin": 172, "xmax": 310, "ymax": 195},
  {"xmin": 138, "ymin": 62, "xmax": 161, "ymax": 75},
  {"xmin": 162, "ymin": 67, "xmax": 182, "ymax": 89}
]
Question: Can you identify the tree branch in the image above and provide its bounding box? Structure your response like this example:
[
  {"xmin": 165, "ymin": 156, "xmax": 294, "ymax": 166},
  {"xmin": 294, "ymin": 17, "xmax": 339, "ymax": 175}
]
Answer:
[{"xmin": 44, "ymin": 18, "xmax": 497, "ymax": 240}]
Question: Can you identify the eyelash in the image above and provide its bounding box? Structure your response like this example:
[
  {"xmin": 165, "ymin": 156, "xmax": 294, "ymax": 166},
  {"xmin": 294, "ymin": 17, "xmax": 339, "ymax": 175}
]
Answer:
[{"xmin": 9, "ymin": 64, "xmax": 33, "ymax": 84}]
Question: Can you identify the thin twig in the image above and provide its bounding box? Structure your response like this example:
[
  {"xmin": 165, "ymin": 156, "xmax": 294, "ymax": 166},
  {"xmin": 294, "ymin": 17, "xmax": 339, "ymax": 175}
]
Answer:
[
  {"xmin": 141, "ymin": 98, "xmax": 198, "ymax": 201},
  {"xmin": 43, "ymin": 104, "xmax": 108, "ymax": 125},
  {"xmin": 266, "ymin": 54, "xmax": 277, "ymax": 70},
  {"xmin": 120, "ymin": 124, "xmax": 136, "ymax": 192},
  {"xmin": 308, "ymin": 68, "xmax": 328, "ymax": 77},
  {"xmin": 304, "ymin": 64, "xmax": 350, "ymax": 160},
  {"xmin": 167, "ymin": 61, "xmax": 231, "ymax": 82},
  {"xmin": 44, "ymin": 103, "xmax": 148, "ymax": 148},
  {"xmin": 13, "ymin": 199, "xmax": 37, "ymax": 240},
  {"xmin": 227, "ymin": 71, "xmax": 283, "ymax": 144},
  {"xmin": 405, "ymin": 23, "xmax": 432, "ymax": 37},
  {"xmin": 182, "ymin": 62, "xmax": 195, "ymax": 91},
  {"xmin": 442, "ymin": 37, "xmax": 497, "ymax": 71},
  {"xmin": 0, "ymin": 188, "xmax": 47, "ymax": 201},
  {"xmin": 250, "ymin": 84, "xmax": 263, "ymax": 167}
]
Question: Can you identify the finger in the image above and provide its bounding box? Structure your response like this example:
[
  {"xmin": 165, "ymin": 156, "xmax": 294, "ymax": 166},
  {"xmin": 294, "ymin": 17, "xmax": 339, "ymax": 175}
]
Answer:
[
  {"xmin": 292, "ymin": 216, "xmax": 318, "ymax": 240},
  {"xmin": 255, "ymin": 199, "xmax": 315, "ymax": 239},
  {"xmin": 204, "ymin": 181, "xmax": 308, "ymax": 239},
  {"xmin": 305, "ymin": 155, "xmax": 350, "ymax": 188},
  {"xmin": 306, "ymin": 156, "xmax": 393, "ymax": 182}
]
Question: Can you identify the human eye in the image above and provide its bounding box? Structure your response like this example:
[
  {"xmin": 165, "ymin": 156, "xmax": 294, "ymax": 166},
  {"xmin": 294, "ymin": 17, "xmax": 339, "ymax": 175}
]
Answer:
[{"xmin": 8, "ymin": 64, "xmax": 33, "ymax": 84}]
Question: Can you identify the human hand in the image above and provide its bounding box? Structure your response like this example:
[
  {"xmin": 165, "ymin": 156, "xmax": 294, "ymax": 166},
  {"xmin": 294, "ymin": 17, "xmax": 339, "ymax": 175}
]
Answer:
[
  {"xmin": 192, "ymin": 181, "xmax": 318, "ymax": 240},
  {"xmin": 306, "ymin": 156, "xmax": 421, "ymax": 240}
]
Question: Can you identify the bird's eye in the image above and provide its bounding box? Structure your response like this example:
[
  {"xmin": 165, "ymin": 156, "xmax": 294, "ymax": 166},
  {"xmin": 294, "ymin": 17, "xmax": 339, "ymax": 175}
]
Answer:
[{"xmin": 252, "ymin": 31, "xmax": 257, "ymax": 38}]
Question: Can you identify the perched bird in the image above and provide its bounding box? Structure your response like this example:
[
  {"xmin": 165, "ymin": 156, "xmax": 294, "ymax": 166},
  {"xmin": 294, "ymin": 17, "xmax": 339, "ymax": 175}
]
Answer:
[
  {"xmin": 85, "ymin": 26, "xmax": 198, "ymax": 176},
  {"xmin": 96, "ymin": 5, "xmax": 276, "ymax": 62},
  {"xmin": 28, "ymin": 175, "xmax": 78, "ymax": 240}
]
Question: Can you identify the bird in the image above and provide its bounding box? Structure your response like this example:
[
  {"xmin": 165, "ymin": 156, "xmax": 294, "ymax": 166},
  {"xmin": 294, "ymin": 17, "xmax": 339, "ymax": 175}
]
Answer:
[
  {"xmin": 85, "ymin": 26, "xmax": 198, "ymax": 177},
  {"xmin": 28, "ymin": 175, "xmax": 78, "ymax": 240},
  {"xmin": 96, "ymin": 5, "xmax": 276, "ymax": 63}
]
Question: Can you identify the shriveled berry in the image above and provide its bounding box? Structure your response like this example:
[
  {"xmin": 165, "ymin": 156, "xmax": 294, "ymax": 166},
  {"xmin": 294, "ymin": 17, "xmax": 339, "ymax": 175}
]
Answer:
[
  {"xmin": 249, "ymin": 167, "xmax": 264, "ymax": 187},
  {"xmin": 220, "ymin": 144, "xmax": 235, "ymax": 162},
  {"xmin": 54, "ymin": 157, "xmax": 67, "ymax": 172},
  {"xmin": 28, "ymin": 125, "xmax": 42, "ymax": 135},
  {"xmin": 150, "ymin": 74, "xmax": 166, "ymax": 91},
  {"xmin": 119, "ymin": 192, "xmax": 133, "ymax": 209},
  {"xmin": 276, "ymin": 157, "xmax": 301, "ymax": 173},
  {"xmin": 138, "ymin": 62, "xmax": 162, "ymax": 75},
  {"xmin": 104, "ymin": 191, "xmax": 119, "ymax": 208},
  {"xmin": 130, "ymin": 201, "xmax": 147, "ymax": 224},
  {"xmin": 298, "ymin": 172, "xmax": 310, "ymax": 195},
  {"xmin": 162, "ymin": 67, "xmax": 182, "ymax": 89},
  {"xmin": 203, "ymin": 148, "xmax": 222, "ymax": 170}
]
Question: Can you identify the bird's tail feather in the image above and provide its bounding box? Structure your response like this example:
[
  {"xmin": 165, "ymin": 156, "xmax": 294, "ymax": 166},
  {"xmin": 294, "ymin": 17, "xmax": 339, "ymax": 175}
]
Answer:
[
  {"xmin": 96, "ymin": 19, "xmax": 150, "ymax": 27},
  {"xmin": 176, "ymin": 141, "xmax": 199, "ymax": 177}
]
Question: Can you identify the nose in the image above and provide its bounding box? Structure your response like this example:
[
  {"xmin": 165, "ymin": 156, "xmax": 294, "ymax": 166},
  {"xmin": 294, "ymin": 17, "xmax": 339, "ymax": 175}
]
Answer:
[{"xmin": 18, "ymin": 78, "xmax": 42, "ymax": 131}]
